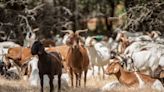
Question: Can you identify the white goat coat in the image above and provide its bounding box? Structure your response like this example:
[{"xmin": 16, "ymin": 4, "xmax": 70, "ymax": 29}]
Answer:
[
  {"xmin": 86, "ymin": 42, "xmax": 110, "ymax": 67},
  {"xmin": 124, "ymin": 41, "xmax": 146, "ymax": 55},
  {"xmin": 0, "ymin": 48, "xmax": 8, "ymax": 61},
  {"xmin": 129, "ymin": 47, "xmax": 161, "ymax": 73},
  {"xmin": 0, "ymin": 41, "xmax": 20, "ymax": 48}
]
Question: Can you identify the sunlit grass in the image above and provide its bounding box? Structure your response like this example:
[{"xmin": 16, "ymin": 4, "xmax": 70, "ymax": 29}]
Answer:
[{"xmin": 0, "ymin": 75, "xmax": 162, "ymax": 92}]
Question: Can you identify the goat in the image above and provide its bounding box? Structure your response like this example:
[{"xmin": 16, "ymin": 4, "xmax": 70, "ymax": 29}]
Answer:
[
  {"xmin": 62, "ymin": 29, "xmax": 89, "ymax": 87},
  {"xmin": 27, "ymin": 56, "xmax": 69, "ymax": 90},
  {"xmin": 4, "ymin": 47, "xmax": 32, "ymax": 76},
  {"xmin": 24, "ymin": 29, "xmax": 37, "ymax": 47},
  {"xmin": 0, "ymin": 41, "xmax": 20, "ymax": 48},
  {"xmin": 31, "ymin": 40, "xmax": 62, "ymax": 92},
  {"xmin": 126, "ymin": 46, "xmax": 161, "ymax": 75},
  {"xmin": 116, "ymin": 32, "xmax": 131, "ymax": 54},
  {"xmin": 85, "ymin": 36, "xmax": 111, "ymax": 78},
  {"xmin": 0, "ymin": 61, "xmax": 20, "ymax": 80},
  {"xmin": 105, "ymin": 62, "xmax": 164, "ymax": 91}
]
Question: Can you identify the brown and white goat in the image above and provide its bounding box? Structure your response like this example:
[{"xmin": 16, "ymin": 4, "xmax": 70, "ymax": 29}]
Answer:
[
  {"xmin": 4, "ymin": 47, "xmax": 32, "ymax": 76},
  {"xmin": 62, "ymin": 29, "xmax": 89, "ymax": 87},
  {"xmin": 105, "ymin": 62, "xmax": 163, "ymax": 91}
]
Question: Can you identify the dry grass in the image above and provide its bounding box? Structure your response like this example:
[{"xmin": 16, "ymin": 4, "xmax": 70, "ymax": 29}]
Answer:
[{"xmin": 0, "ymin": 75, "xmax": 162, "ymax": 92}]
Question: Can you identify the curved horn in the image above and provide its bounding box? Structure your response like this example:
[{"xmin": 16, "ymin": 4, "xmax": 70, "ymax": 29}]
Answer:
[
  {"xmin": 75, "ymin": 29, "xmax": 88, "ymax": 35},
  {"xmin": 61, "ymin": 30, "xmax": 74, "ymax": 34},
  {"xmin": 33, "ymin": 28, "xmax": 39, "ymax": 32},
  {"xmin": 116, "ymin": 55, "xmax": 123, "ymax": 62},
  {"xmin": 0, "ymin": 31, "xmax": 5, "ymax": 34}
]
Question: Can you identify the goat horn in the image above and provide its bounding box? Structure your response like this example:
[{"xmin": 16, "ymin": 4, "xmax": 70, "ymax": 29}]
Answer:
[
  {"xmin": 115, "ymin": 55, "xmax": 123, "ymax": 62},
  {"xmin": 0, "ymin": 31, "xmax": 5, "ymax": 34},
  {"xmin": 33, "ymin": 28, "xmax": 39, "ymax": 32},
  {"xmin": 75, "ymin": 29, "xmax": 88, "ymax": 35},
  {"xmin": 156, "ymin": 31, "xmax": 161, "ymax": 35},
  {"xmin": 61, "ymin": 30, "xmax": 74, "ymax": 34}
]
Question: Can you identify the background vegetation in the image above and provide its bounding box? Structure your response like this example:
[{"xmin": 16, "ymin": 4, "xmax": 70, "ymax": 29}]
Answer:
[{"xmin": 0, "ymin": 0, "xmax": 163, "ymax": 45}]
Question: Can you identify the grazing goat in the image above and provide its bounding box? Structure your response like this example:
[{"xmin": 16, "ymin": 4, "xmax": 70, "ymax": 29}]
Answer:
[
  {"xmin": 4, "ymin": 47, "xmax": 32, "ymax": 76},
  {"xmin": 126, "ymin": 47, "xmax": 161, "ymax": 75},
  {"xmin": 31, "ymin": 41, "xmax": 62, "ymax": 92},
  {"xmin": 0, "ymin": 61, "xmax": 20, "ymax": 80},
  {"xmin": 105, "ymin": 62, "xmax": 164, "ymax": 91},
  {"xmin": 62, "ymin": 29, "xmax": 89, "ymax": 87}
]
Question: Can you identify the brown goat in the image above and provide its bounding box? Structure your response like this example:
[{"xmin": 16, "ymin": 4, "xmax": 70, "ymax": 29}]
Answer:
[
  {"xmin": 31, "ymin": 41, "xmax": 62, "ymax": 92},
  {"xmin": 63, "ymin": 29, "xmax": 89, "ymax": 87},
  {"xmin": 105, "ymin": 62, "xmax": 162, "ymax": 88},
  {"xmin": 4, "ymin": 47, "xmax": 32, "ymax": 75}
]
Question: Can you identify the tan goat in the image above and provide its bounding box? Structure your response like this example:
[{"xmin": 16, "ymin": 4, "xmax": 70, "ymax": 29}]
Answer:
[{"xmin": 105, "ymin": 62, "xmax": 163, "ymax": 91}]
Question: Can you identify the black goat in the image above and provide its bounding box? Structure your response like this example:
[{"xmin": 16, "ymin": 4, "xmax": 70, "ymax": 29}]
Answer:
[{"xmin": 31, "ymin": 41, "xmax": 62, "ymax": 92}]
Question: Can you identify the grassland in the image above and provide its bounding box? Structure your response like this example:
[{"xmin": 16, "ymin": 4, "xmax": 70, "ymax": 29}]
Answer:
[{"xmin": 0, "ymin": 75, "xmax": 161, "ymax": 92}]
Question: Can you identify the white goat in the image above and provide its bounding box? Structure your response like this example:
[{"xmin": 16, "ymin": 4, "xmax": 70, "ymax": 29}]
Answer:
[
  {"xmin": 126, "ymin": 46, "xmax": 161, "ymax": 75},
  {"xmin": 85, "ymin": 36, "xmax": 111, "ymax": 78},
  {"xmin": 0, "ymin": 41, "xmax": 20, "ymax": 48}
]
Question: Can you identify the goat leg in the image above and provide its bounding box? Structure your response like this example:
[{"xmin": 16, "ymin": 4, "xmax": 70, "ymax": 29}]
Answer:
[
  {"xmin": 79, "ymin": 72, "xmax": 82, "ymax": 87},
  {"xmin": 92, "ymin": 65, "xmax": 94, "ymax": 77},
  {"xmin": 48, "ymin": 75, "xmax": 54, "ymax": 92},
  {"xmin": 84, "ymin": 69, "xmax": 88, "ymax": 87},
  {"xmin": 69, "ymin": 68, "xmax": 74, "ymax": 87},
  {"xmin": 58, "ymin": 74, "xmax": 61, "ymax": 92},
  {"xmin": 102, "ymin": 66, "xmax": 105, "ymax": 79},
  {"xmin": 39, "ymin": 74, "xmax": 44, "ymax": 92},
  {"xmin": 75, "ymin": 73, "xmax": 78, "ymax": 87}
]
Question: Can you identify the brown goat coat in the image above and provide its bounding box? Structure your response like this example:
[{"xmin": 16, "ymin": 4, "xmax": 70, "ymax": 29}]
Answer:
[
  {"xmin": 5, "ymin": 47, "xmax": 32, "ymax": 66},
  {"xmin": 61, "ymin": 29, "xmax": 89, "ymax": 87},
  {"xmin": 66, "ymin": 45, "xmax": 89, "ymax": 87},
  {"xmin": 5, "ymin": 47, "xmax": 32, "ymax": 76},
  {"xmin": 66, "ymin": 45, "xmax": 89, "ymax": 73},
  {"xmin": 106, "ymin": 62, "xmax": 156, "ymax": 87}
]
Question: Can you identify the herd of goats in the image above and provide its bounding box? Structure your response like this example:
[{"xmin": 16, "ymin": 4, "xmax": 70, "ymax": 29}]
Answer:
[{"xmin": 0, "ymin": 28, "xmax": 164, "ymax": 92}]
